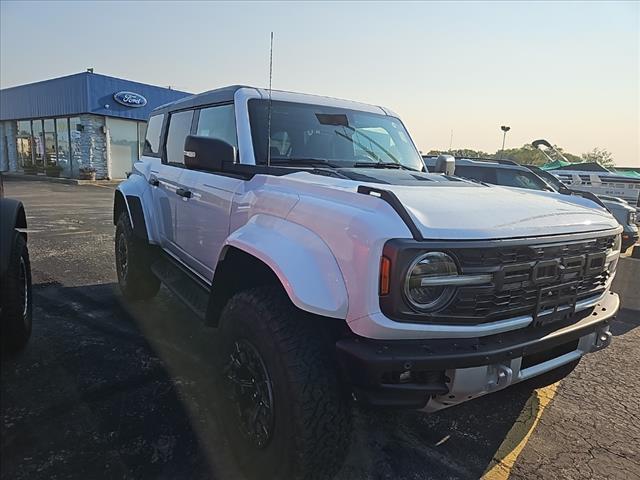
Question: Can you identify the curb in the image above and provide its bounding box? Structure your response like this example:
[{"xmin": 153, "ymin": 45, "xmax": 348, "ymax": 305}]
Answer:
[{"xmin": 1, "ymin": 172, "xmax": 121, "ymax": 187}]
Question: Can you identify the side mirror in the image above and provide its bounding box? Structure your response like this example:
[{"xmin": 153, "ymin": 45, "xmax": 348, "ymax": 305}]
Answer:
[
  {"xmin": 183, "ymin": 135, "xmax": 236, "ymax": 172},
  {"xmin": 433, "ymin": 154, "xmax": 455, "ymax": 175}
]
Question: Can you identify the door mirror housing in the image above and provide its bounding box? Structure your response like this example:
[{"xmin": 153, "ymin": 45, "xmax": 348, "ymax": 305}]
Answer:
[
  {"xmin": 433, "ymin": 155, "xmax": 455, "ymax": 175},
  {"xmin": 183, "ymin": 135, "xmax": 236, "ymax": 172}
]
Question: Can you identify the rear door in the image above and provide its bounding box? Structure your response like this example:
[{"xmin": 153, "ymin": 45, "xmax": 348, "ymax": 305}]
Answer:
[
  {"xmin": 175, "ymin": 103, "xmax": 241, "ymax": 281},
  {"xmin": 150, "ymin": 109, "xmax": 194, "ymax": 255}
]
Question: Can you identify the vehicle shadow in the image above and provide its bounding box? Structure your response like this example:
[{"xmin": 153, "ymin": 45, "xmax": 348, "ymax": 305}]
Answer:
[
  {"xmin": 609, "ymin": 308, "xmax": 640, "ymax": 336},
  {"xmin": 0, "ymin": 282, "xmax": 229, "ymax": 480},
  {"xmin": 337, "ymin": 384, "xmax": 533, "ymax": 479},
  {"xmin": 1, "ymin": 281, "xmax": 539, "ymax": 480}
]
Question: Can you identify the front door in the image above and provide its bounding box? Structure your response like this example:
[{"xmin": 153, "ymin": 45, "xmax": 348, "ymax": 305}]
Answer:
[{"xmin": 175, "ymin": 103, "xmax": 240, "ymax": 281}]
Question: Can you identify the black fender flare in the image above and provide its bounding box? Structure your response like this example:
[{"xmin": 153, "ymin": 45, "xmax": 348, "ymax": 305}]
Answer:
[
  {"xmin": 113, "ymin": 190, "xmax": 149, "ymax": 242},
  {"xmin": 0, "ymin": 198, "xmax": 27, "ymax": 277}
]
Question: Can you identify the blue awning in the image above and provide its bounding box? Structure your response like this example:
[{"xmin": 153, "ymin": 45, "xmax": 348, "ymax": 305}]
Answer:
[{"xmin": 0, "ymin": 72, "xmax": 192, "ymax": 122}]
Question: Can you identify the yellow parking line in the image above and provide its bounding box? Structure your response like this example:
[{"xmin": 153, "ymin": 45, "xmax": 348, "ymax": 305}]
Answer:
[{"xmin": 481, "ymin": 383, "xmax": 559, "ymax": 480}]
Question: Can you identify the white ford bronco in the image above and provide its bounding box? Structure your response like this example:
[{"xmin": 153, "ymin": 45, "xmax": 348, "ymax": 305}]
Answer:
[{"xmin": 114, "ymin": 86, "xmax": 622, "ymax": 480}]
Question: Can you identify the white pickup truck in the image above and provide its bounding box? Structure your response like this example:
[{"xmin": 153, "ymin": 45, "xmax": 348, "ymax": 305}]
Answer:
[{"xmin": 113, "ymin": 86, "xmax": 622, "ymax": 480}]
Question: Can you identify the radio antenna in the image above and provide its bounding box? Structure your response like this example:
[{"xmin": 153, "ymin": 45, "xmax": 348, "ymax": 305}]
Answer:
[{"xmin": 267, "ymin": 32, "xmax": 274, "ymax": 167}]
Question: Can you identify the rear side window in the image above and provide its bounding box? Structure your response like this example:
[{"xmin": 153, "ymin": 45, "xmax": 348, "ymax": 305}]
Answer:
[
  {"xmin": 143, "ymin": 114, "xmax": 164, "ymax": 156},
  {"xmin": 165, "ymin": 110, "xmax": 194, "ymax": 165},
  {"xmin": 495, "ymin": 169, "xmax": 548, "ymax": 190},
  {"xmin": 196, "ymin": 104, "xmax": 237, "ymax": 148},
  {"xmin": 454, "ymin": 166, "xmax": 496, "ymax": 184}
]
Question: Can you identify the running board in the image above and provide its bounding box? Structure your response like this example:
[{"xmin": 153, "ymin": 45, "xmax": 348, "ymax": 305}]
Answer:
[{"xmin": 151, "ymin": 254, "xmax": 210, "ymax": 321}]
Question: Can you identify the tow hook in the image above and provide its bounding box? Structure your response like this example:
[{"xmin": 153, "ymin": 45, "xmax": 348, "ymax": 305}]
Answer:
[
  {"xmin": 592, "ymin": 328, "xmax": 612, "ymax": 351},
  {"xmin": 488, "ymin": 364, "xmax": 513, "ymax": 391}
]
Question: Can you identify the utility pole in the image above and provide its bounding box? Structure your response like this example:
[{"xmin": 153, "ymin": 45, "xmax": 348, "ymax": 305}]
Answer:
[{"xmin": 500, "ymin": 125, "xmax": 511, "ymax": 159}]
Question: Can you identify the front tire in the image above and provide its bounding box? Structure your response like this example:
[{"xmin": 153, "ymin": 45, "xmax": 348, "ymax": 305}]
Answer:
[
  {"xmin": 1, "ymin": 232, "xmax": 32, "ymax": 354},
  {"xmin": 115, "ymin": 211, "xmax": 160, "ymax": 300},
  {"xmin": 217, "ymin": 286, "xmax": 351, "ymax": 480}
]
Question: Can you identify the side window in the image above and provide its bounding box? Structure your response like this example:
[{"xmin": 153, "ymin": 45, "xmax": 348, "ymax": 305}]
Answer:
[
  {"xmin": 196, "ymin": 104, "xmax": 237, "ymax": 148},
  {"xmin": 165, "ymin": 110, "xmax": 194, "ymax": 165},
  {"xmin": 496, "ymin": 170, "xmax": 547, "ymax": 190},
  {"xmin": 455, "ymin": 166, "xmax": 496, "ymax": 184},
  {"xmin": 143, "ymin": 114, "xmax": 164, "ymax": 156}
]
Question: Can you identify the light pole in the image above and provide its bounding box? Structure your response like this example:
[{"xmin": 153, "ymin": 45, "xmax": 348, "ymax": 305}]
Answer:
[{"xmin": 500, "ymin": 125, "xmax": 511, "ymax": 159}]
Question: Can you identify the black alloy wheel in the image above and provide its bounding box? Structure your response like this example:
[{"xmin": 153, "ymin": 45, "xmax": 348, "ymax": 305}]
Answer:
[{"xmin": 224, "ymin": 338, "xmax": 275, "ymax": 449}]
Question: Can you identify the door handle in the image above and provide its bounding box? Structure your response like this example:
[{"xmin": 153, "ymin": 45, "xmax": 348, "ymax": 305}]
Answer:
[
  {"xmin": 149, "ymin": 177, "xmax": 159, "ymax": 187},
  {"xmin": 176, "ymin": 188, "xmax": 192, "ymax": 199}
]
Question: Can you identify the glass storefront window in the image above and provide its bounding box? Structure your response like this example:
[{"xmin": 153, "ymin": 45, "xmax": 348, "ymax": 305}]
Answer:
[
  {"xmin": 56, "ymin": 118, "xmax": 71, "ymax": 177},
  {"xmin": 32, "ymin": 120, "xmax": 44, "ymax": 169},
  {"xmin": 16, "ymin": 121, "xmax": 33, "ymax": 169},
  {"xmin": 43, "ymin": 119, "xmax": 56, "ymax": 168},
  {"xmin": 107, "ymin": 118, "xmax": 138, "ymax": 179},
  {"xmin": 69, "ymin": 117, "xmax": 81, "ymax": 177},
  {"xmin": 137, "ymin": 122, "xmax": 147, "ymax": 160}
]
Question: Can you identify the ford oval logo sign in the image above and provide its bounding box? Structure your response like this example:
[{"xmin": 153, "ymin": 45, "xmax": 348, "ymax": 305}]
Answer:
[{"xmin": 113, "ymin": 91, "xmax": 147, "ymax": 108}]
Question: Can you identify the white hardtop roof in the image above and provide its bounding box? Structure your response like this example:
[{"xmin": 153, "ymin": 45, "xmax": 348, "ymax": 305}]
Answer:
[{"xmin": 153, "ymin": 85, "xmax": 400, "ymax": 117}]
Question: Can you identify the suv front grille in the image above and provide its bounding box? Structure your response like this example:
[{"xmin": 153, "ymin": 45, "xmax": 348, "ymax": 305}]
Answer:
[
  {"xmin": 437, "ymin": 235, "xmax": 616, "ymax": 323},
  {"xmin": 453, "ymin": 235, "xmax": 614, "ymax": 268},
  {"xmin": 445, "ymin": 272, "xmax": 609, "ymax": 321}
]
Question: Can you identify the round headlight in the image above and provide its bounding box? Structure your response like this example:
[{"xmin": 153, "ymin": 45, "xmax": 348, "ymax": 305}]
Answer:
[
  {"xmin": 612, "ymin": 234, "xmax": 622, "ymax": 253},
  {"xmin": 404, "ymin": 252, "xmax": 458, "ymax": 312}
]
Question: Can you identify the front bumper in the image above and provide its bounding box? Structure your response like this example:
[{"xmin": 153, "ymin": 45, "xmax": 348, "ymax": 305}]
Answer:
[{"xmin": 336, "ymin": 291, "xmax": 619, "ymax": 410}]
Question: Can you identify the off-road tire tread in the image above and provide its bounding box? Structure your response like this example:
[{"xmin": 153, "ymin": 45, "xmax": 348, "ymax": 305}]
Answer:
[
  {"xmin": 220, "ymin": 286, "xmax": 351, "ymax": 480},
  {"xmin": 1, "ymin": 232, "xmax": 32, "ymax": 354},
  {"xmin": 115, "ymin": 211, "xmax": 160, "ymax": 300}
]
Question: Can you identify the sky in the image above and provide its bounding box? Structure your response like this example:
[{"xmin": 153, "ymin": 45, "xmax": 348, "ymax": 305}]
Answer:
[{"xmin": 1, "ymin": 1, "xmax": 638, "ymax": 166}]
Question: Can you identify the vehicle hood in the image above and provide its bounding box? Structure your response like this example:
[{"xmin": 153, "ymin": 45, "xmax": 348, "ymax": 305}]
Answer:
[
  {"xmin": 389, "ymin": 184, "xmax": 619, "ymax": 239},
  {"xmin": 281, "ymin": 170, "xmax": 620, "ymax": 240}
]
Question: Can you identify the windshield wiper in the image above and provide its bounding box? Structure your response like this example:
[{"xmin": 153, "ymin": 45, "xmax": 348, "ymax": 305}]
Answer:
[
  {"xmin": 352, "ymin": 162, "xmax": 413, "ymax": 170},
  {"xmin": 268, "ymin": 157, "xmax": 342, "ymax": 168}
]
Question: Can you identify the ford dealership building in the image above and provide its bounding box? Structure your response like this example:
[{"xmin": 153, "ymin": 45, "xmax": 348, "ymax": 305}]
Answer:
[{"xmin": 0, "ymin": 71, "xmax": 191, "ymax": 179}]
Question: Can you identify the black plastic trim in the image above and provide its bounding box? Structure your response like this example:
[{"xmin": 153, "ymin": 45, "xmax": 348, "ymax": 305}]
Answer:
[
  {"xmin": 357, "ymin": 185, "xmax": 424, "ymax": 241},
  {"xmin": 125, "ymin": 195, "xmax": 148, "ymax": 241},
  {"xmin": 336, "ymin": 292, "xmax": 618, "ymax": 408}
]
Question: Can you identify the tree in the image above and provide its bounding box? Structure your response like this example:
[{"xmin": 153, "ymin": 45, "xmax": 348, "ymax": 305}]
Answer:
[
  {"xmin": 423, "ymin": 144, "xmax": 605, "ymax": 167},
  {"xmin": 581, "ymin": 148, "xmax": 615, "ymax": 168},
  {"xmin": 499, "ymin": 144, "xmax": 548, "ymax": 165}
]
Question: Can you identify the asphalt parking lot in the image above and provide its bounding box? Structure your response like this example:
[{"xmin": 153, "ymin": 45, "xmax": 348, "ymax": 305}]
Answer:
[{"xmin": 1, "ymin": 176, "xmax": 639, "ymax": 480}]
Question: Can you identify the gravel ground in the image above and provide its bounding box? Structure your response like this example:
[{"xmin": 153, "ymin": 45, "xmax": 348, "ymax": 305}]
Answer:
[{"xmin": 1, "ymin": 176, "xmax": 638, "ymax": 480}]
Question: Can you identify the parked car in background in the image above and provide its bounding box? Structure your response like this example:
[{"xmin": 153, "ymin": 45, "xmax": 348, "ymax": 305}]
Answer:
[
  {"xmin": 422, "ymin": 157, "xmax": 638, "ymax": 252},
  {"xmin": 0, "ymin": 175, "xmax": 33, "ymax": 354},
  {"xmin": 525, "ymin": 165, "xmax": 638, "ymax": 250},
  {"xmin": 114, "ymin": 87, "xmax": 623, "ymax": 480},
  {"xmin": 595, "ymin": 194, "xmax": 639, "ymax": 220}
]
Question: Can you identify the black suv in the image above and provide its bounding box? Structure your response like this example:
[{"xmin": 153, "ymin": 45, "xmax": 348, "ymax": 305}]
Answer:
[{"xmin": 422, "ymin": 156, "xmax": 639, "ymax": 251}]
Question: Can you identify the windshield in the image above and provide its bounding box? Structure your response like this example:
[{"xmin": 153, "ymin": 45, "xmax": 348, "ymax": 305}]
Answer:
[
  {"xmin": 530, "ymin": 168, "xmax": 565, "ymax": 191},
  {"xmin": 248, "ymin": 99, "xmax": 424, "ymax": 171}
]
